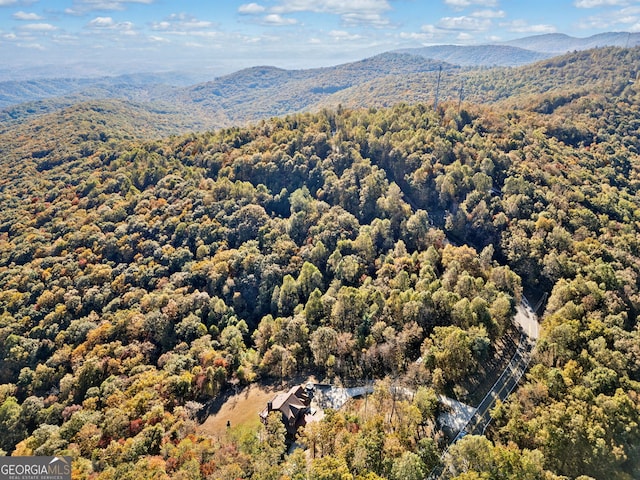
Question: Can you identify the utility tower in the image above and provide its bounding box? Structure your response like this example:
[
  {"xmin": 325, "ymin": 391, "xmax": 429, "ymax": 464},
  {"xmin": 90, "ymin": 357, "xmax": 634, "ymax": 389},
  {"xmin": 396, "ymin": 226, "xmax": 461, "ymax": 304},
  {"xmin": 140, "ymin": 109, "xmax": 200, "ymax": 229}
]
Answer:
[
  {"xmin": 434, "ymin": 65, "xmax": 442, "ymax": 111},
  {"xmin": 457, "ymin": 79, "xmax": 464, "ymax": 113}
]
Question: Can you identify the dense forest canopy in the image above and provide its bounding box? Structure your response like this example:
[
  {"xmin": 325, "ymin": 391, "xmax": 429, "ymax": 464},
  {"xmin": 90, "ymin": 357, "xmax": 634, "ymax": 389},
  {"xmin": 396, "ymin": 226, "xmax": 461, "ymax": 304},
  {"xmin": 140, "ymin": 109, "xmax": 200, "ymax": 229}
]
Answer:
[{"xmin": 0, "ymin": 47, "xmax": 639, "ymax": 479}]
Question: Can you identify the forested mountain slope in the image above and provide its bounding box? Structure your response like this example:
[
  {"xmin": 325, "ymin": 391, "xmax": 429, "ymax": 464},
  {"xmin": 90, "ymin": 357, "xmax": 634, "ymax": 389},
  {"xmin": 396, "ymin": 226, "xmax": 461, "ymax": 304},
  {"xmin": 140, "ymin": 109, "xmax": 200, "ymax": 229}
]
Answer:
[
  {"xmin": 0, "ymin": 72, "xmax": 208, "ymax": 110},
  {"xmin": 318, "ymin": 46, "xmax": 640, "ymax": 111},
  {"xmin": 4, "ymin": 47, "xmax": 638, "ymax": 136},
  {"xmin": 171, "ymin": 53, "xmax": 450, "ymax": 126},
  {"xmin": 0, "ymin": 48, "xmax": 640, "ymax": 479},
  {"xmin": 0, "ymin": 100, "xmax": 223, "ymax": 152},
  {"xmin": 0, "ymin": 53, "xmax": 450, "ymax": 129}
]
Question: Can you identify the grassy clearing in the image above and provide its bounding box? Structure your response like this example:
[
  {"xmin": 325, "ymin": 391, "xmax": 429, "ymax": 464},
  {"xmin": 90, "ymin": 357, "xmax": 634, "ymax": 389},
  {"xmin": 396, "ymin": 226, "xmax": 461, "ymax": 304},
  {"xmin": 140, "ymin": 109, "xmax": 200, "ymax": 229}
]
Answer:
[{"xmin": 198, "ymin": 384, "xmax": 279, "ymax": 437}]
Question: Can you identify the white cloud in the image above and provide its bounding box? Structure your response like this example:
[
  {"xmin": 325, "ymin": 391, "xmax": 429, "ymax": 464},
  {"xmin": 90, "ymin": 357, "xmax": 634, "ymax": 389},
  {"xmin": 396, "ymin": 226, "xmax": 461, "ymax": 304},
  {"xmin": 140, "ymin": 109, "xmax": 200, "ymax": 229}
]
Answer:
[
  {"xmin": 273, "ymin": 0, "xmax": 391, "ymax": 14},
  {"xmin": 415, "ymin": 13, "xmax": 493, "ymax": 43},
  {"xmin": 69, "ymin": 0, "xmax": 154, "ymax": 12},
  {"xmin": 262, "ymin": 13, "xmax": 298, "ymax": 25},
  {"xmin": 457, "ymin": 32, "xmax": 474, "ymax": 41},
  {"xmin": 3, "ymin": 32, "xmax": 17, "ymax": 40},
  {"xmin": 400, "ymin": 31, "xmax": 432, "ymax": 42},
  {"xmin": 17, "ymin": 42, "xmax": 45, "ymax": 50},
  {"xmin": 0, "ymin": 0, "xmax": 37, "ymax": 5},
  {"xmin": 270, "ymin": 0, "xmax": 392, "ymax": 26},
  {"xmin": 577, "ymin": 6, "xmax": 640, "ymax": 29},
  {"xmin": 471, "ymin": 9, "xmax": 505, "ymax": 18},
  {"xmin": 149, "ymin": 13, "xmax": 219, "ymax": 39},
  {"xmin": 421, "ymin": 24, "xmax": 439, "ymax": 33},
  {"xmin": 88, "ymin": 16, "xmax": 115, "ymax": 28},
  {"xmin": 415, "ymin": 24, "xmax": 451, "ymax": 42},
  {"xmin": 437, "ymin": 15, "xmax": 492, "ymax": 31},
  {"xmin": 444, "ymin": 0, "xmax": 498, "ymax": 8},
  {"xmin": 86, "ymin": 16, "xmax": 136, "ymax": 35},
  {"xmin": 119, "ymin": 21, "xmax": 135, "ymax": 34},
  {"xmin": 20, "ymin": 23, "xmax": 58, "ymax": 31},
  {"xmin": 239, "ymin": 3, "xmax": 266, "ymax": 14},
  {"xmin": 52, "ymin": 34, "xmax": 80, "ymax": 44},
  {"xmin": 151, "ymin": 13, "xmax": 215, "ymax": 31},
  {"xmin": 153, "ymin": 21, "xmax": 170, "ymax": 30},
  {"xmin": 574, "ymin": 0, "xmax": 630, "ymax": 7},
  {"xmin": 617, "ymin": 14, "xmax": 640, "ymax": 22},
  {"xmin": 342, "ymin": 12, "xmax": 390, "ymax": 26},
  {"xmin": 328, "ymin": 29, "xmax": 362, "ymax": 40},
  {"xmin": 13, "ymin": 11, "xmax": 44, "ymax": 20},
  {"xmin": 501, "ymin": 20, "xmax": 557, "ymax": 33}
]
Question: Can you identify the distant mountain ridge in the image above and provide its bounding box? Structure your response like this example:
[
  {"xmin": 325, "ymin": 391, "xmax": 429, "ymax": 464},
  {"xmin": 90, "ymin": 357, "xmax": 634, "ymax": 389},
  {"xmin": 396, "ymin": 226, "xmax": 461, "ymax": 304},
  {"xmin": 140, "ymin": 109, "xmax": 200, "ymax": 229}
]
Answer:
[
  {"xmin": 395, "ymin": 32, "xmax": 640, "ymax": 67},
  {"xmin": 394, "ymin": 44, "xmax": 550, "ymax": 67},
  {"xmin": 1, "ymin": 52, "xmax": 452, "ymax": 128},
  {"xmin": 501, "ymin": 32, "xmax": 640, "ymax": 53},
  {"xmin": 2, "ymin": 33, "xmax": 640, "ymax": 133},
  {"xmin": 174, "ymin": 52, "xmax": 452, "ymax": 124},
  {"xmin": 2, "ymin": 31, "xmax": 637, "ymax": 112},
  {"xmin": 0, "ymin": 72, "xmax": 210, "ymax": 111}
]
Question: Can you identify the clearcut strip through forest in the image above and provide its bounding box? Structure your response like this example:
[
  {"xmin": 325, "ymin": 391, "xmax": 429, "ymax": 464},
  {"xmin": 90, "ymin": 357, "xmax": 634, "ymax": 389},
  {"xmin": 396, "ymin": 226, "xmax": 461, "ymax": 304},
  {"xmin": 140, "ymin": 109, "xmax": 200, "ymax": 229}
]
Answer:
[{"xmin": 0, "ymin": 47, "xmax": 639, "ymax": 480}]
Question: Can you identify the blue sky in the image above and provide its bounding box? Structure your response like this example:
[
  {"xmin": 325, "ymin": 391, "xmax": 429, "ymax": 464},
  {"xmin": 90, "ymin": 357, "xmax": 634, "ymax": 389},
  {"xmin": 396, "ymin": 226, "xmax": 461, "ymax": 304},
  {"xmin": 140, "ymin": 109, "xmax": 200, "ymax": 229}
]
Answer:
[{"xmin": 1, "ymin": 0, "xmax": 639, "ymax": 76}]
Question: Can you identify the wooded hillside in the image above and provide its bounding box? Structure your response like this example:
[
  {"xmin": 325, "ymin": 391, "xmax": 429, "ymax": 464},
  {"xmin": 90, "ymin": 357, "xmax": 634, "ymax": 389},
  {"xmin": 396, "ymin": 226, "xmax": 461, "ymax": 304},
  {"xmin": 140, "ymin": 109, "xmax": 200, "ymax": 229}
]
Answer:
[
  {"xmin": 0, "ymin": 48, "xmax": 639, "ymax": 479},
  {"xmin": 5, "ymin": 47, "xmax": 639, "ymax": 136}
]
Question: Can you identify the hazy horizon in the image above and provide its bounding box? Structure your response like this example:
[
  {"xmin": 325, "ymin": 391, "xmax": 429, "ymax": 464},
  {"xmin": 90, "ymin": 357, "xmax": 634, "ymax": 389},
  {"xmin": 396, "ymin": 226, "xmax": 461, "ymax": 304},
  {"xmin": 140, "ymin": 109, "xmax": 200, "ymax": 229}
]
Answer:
[{"xmin": 2, "ymin": 0, "xmax": 640, "ymax": 79}]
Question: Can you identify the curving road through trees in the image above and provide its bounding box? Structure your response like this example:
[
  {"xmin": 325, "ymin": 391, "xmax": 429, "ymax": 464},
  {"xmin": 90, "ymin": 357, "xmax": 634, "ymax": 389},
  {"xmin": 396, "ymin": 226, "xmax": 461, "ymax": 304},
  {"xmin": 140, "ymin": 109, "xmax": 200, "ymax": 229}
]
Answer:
[
  {"xmin": 458, "ymin": 301, "xmax": 539, "ymax": 438},
  {"xmin": 381, "ymin": 164, "xmax": 542, "ymax": 479},
  {"xmin": 430, "ymin": 301, "xmax": 540, "ymax": 479}
]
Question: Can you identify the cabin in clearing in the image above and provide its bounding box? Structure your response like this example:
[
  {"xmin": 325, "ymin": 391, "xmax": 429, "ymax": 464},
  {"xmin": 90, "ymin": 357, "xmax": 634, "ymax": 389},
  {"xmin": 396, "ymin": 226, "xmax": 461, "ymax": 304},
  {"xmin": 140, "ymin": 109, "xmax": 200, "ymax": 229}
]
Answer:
[{"xmin": 259, "ymin": 385, "xmax": 313, "ymax": 436}]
